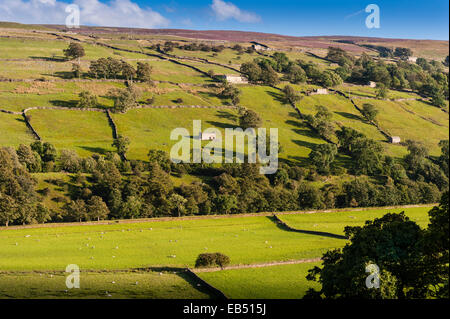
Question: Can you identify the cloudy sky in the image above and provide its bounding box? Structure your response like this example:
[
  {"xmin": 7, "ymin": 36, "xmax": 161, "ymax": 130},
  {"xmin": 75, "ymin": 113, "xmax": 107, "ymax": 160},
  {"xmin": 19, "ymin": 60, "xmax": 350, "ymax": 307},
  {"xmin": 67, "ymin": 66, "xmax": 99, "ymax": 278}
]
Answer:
[{"xmin": 0, "ymin": 0, "xmax": 448, "ymax": 40}]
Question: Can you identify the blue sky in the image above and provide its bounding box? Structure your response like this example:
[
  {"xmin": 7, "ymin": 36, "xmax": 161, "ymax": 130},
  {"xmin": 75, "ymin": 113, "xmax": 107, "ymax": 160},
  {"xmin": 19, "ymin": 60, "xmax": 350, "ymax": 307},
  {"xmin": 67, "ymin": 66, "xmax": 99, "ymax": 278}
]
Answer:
[
  {"xmin": 0, "ymin": 0, "xmax": 448, "ymax": 39},
  {"xmin": 150, "ymin": 0, "xmax": 449, "ymax": 40}
]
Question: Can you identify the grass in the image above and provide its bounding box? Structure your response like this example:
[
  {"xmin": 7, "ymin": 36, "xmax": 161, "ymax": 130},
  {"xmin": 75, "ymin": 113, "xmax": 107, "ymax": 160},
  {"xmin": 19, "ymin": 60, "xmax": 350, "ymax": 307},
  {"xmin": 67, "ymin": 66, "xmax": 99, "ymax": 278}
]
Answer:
[
  {"xmin": 0, "ymin": 206, "xmax": 432, "ymax": 272},
  {"xmin": 27, "ymin": 109, "xmax": 115, "ymax": 157},
  {"xmin": 0, "ymin": 215, "xmax": 348, "ymax": 271},
  {"xmin": 0, "ymin": 271, "xmax": 209, "ymax": 299},
  {"xmin": 199, "ymin": 262, "xmax": 321, "ymax": 299},
  {"xmin": 111, "ymin": 107, "xmax": 238, "ymax": 161},
  {"xmin": 239, "ymin": 85, "xmax": 326, "ymax": 161},
  {"xmin": 278, "ymin": 206, "xmax": 431, "ymax": 236},
  {"xmin": 0, "ymin": 112, "xmax": 35, "ymax": 146},
  {"xmin": 353, "ymin": 98, "xmax": 449, "ymax": 155},
  {"xmin": 170, "ymin": 48, "xmax": 258, "ymax": 66},
  {"xmin": 299, "ymin": 93, "xmax": 410, "ymax": 158}
]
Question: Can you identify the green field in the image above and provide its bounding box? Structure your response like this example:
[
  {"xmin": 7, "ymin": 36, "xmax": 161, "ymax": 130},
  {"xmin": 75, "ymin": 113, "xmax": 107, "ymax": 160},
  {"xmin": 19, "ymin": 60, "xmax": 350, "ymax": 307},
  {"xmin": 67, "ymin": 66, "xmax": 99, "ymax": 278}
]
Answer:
[
  {"xmin": 0, "ymin": 205, "xmax": 433, "ymax": 299},
  {"xmin": 0, "ymin": 271, "xmax": 209, "ymax": 299},
  {"xmin": 354, "ymin": 98, "xmax": 449, "ymax": 155},
  {"xmin": 199, "ymin": 263, "xmax": 321, "ymax": 299},
  {"xmin": 0, "ymin": 215, "xmax": 348, "ymax": 271},
  {"xmin": 278, "ymin": 206, "xmax": 431, "ymax": 236},
  {"xmin": 28, "ymin": 109, "xmax": 115, "ymax": 157},
  {"xmin": 0, "ymin": 112, "xmax": 34, "ymax": 146}
]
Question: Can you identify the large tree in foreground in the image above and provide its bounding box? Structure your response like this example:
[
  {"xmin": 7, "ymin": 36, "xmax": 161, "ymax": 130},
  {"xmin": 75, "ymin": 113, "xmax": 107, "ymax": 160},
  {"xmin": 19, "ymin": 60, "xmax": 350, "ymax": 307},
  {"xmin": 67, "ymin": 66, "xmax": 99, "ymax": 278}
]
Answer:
[{"xmin": 304, "ymin": 193, "xmax": 449, "ymax": 299}]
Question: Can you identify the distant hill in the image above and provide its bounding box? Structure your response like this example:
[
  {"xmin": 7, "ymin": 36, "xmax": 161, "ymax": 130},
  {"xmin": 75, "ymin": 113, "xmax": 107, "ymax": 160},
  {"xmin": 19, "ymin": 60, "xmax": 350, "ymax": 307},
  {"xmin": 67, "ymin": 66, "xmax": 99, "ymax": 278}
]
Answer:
[{"xmin": 1, "ymin": 21, "xmax": 448, "ymax": 59}]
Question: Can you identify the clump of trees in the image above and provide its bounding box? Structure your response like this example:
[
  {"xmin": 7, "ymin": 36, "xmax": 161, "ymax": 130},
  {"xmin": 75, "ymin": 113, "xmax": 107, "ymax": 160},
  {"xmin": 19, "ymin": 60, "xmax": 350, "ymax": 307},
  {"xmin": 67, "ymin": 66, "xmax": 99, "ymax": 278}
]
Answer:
[
  {"xmin": 361, "ymin": 103, "xmax": 379, "ymax": 122},
  {"xmin": 240, "ymin": 59, "xmax": 279, "ymax": 86},
  {"xmin": 305, "ymin": 192, "xmax": 448, "ymax": 299},
  {"xmin": 239, "ymin": 109, "xmax": 262, "ymax": 129},
  {"xmin": 195, "ymin": 253, "xmax": 231, "ymax": 268},
  {"xmin": 282, "ymin": 85, "xmax": 302, "ymax": 105},
  {"xmin": 77, "ymin": 91, "xmax": 98, "ymax": 108},
  {"xmin": 334, "ymin": 49, "xmax": 449, "ymax": 108},
  {"xmin": 108, "ymin": 84, "xmax": 141, "ymax": 113},
  {"xmin": 218, "ymin": 82, "xmax": 241, "ymax": 105},
  {"xmin": 88, "ymin": 58, "xmax": 152, "ymax": 83},
  {"xmin": 304, "ymin": 106, "xmax": 335, "ymax": 141},
  {"xmin": 64, "ymin": 42, "xmax": 85, "ymax": 62}
]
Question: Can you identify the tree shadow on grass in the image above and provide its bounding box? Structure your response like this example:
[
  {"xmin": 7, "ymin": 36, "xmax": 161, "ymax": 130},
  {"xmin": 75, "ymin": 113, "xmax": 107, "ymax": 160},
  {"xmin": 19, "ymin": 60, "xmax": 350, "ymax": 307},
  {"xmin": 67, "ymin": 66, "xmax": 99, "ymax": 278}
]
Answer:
[
  {"xmin": 266, "ymin": 90, "xmax": 288, "ymax": 105},
  {"xmin": 29, "ymin": 56, "xmax": 66, "ymax": 62},
  {"xmin": 334, "ymin": 111, "xmax": 366, "ymax": 123},
  {"xmin": 79, "ymin": 146, "xmax": 110, "ymax": 155},
  {"xmin": 286, "ymin": 120, "xmax": 322, "ymax": 139},
  {"xmin": 216, "ymin": 110, "xmax": 238, "ymax": 122},
  {"xmin": 206, "ymin": 120, "xmax": 238, "ymax": 129},
  {"xmin": 49, "ymin": 100, "xmax": 78, "ymax": 108},
  {"xmin": 292, "ymin": 139, "xmax": 320, "ymax": 151},
  {"xmin": 266, "ymin": 215, "xmax": 348, "ymax": 240}
]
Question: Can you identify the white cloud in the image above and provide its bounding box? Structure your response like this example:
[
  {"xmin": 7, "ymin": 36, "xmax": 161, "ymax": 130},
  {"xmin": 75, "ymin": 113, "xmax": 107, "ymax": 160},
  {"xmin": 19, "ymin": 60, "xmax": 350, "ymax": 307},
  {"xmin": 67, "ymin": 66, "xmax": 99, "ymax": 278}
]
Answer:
[
  {"xmin": 0, "ymin": 0, "xmax": 170, "ymax": 28},
  {"xmin": 211, "ymin": 0, "xmax": 260, "ymax": 23}
]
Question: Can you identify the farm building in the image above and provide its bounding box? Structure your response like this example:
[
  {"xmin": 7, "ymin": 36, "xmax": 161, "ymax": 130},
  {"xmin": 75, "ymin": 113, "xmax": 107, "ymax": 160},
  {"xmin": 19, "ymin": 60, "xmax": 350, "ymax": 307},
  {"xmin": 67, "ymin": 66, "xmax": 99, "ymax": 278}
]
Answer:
[
  {"xmin": 309, "ymin": 88, "xmax": 329, "ymax": 95},
  {"xmin": 408, "ymin": 56, "xmax": 418, "ymax": 63},
  {"xmin": 201, "ymin": 132, "xmax": 217, "ymax": 141},
  {"xmin": 389, "ymin": 136, "xmax": 401, "ymax": 144},
  {"xmin": 219, "ymin": 74, "xmax": 249, "ymax": 84},
  {"xmin": 250, "ymin": 41, "xmax": 270, "ymax": 51},
  {"xmin": 368, "ymin": 81, "xmax": 377, "ymax": 88}
]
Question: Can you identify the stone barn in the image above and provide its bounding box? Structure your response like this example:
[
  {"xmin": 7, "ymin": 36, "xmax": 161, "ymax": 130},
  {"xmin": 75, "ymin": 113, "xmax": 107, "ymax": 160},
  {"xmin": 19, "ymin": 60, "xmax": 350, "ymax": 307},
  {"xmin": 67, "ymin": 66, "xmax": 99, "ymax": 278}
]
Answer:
[
  {"xmin": 250, "ymin": 41, "xmax": 270, "ymax": 51},
  {"xmin": 201, "ymin": 132, "xmax": 217, "ymax": 141},
  {"xmin": 309, "ymin": 88, "xmax": 329, "ymax": 95},
  {"xmin": 389, "ymin": 136, "xmax": 401, "ymax": 144},
  {"xmin": 219, "ymin": 74, "xmax": 248, "ymax": 84}
]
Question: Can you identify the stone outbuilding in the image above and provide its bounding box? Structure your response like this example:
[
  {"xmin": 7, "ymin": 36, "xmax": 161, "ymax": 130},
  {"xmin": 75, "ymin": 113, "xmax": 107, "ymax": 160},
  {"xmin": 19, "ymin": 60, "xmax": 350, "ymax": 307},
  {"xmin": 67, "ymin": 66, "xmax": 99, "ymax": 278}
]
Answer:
[
  {"xmin": 309, "ymin": 88, "xmax": 329, "ymax": 95},
  {"xmin": 219, "ymin": 74, "xmax": 248, "ymax": 84},
  {"xmin": 250, "ymin": 41, "xmax": 270, "ymax": 51},
  {"xmin": 201, "ymin": 132, "xmax": 217, "ymax": 141},
  {"xmin": 389, "ymin": 136, "xmax": 401, "ymax": 144}
]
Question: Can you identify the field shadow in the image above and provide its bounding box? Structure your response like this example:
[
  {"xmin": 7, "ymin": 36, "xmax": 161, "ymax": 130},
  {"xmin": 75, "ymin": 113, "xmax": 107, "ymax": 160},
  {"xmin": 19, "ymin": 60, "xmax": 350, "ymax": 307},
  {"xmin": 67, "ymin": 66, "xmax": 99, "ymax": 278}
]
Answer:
[
  {"xmin": 292, "ymin": 139, "xmax": 320, "ymax": 151},
  {"xmin": 29, "ymin": 56, "xmax": 66, "ymax": 62},
  {"xmin": 216, "ymin": 110, "xmax": 238, "ymax": 122},
  {"xmin": 334, "ymin": 111, "xmax": 365, "ymax": 122},
  {"xmin": 266, "ymin": 90, "xmax": 288, "ymax": 105},
  {"xmin": 79, "ymin": 146, "xmax": 110, "ymax": 155},
  {"xmin": 49, "ymin": 100, "xmax": 78, "ymax": 108},
  {"xmin": 286, "ymin": 120, "xmax": 322, "ymax": 139},
  {"xmin": 206, "ymin": 120, "xmax": 238, "ymax": 129},
  {"xmin": 267, "ymin": 215, "xmax": 348, "ymax": 240}
]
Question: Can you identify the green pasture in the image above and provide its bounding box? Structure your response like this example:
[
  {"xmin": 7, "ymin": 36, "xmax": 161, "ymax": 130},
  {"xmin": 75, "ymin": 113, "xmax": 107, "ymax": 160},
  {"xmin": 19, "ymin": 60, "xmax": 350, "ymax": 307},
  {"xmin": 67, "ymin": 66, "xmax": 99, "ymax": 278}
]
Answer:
[
  {"xmin": 27, "ymin": 109, "xmax": 115, "ymax": 157},
  {"xmin": 354, "ymin": 98, "xmax": 449, "ymax": 155},
  {"xmin": 278, "ymin": 206, "xmax": 432, "ymax": 236},
  {"xmin": 170, "ymin": 48, "xmax": 257, "ymax": 66},
  {"xmin": 0, "ymin": 215, "xmax": 347, "ymax": 271},
  {"xmin": 239, "ymin": 85, "xmax": 326, "ymax": 161},
  {"xmin": 399, "ymin": 100, "xmax": 449, "ymax": 128},
  {"xmin": 199, "ymin": 262, "xmax": 321, "ymax": 299},
  {"xmin": 111, "ymin": 107, "xmax": 238, "ymax": 160},
  {"xmin": 0, "ymin": 271, "xmax": 209, "ymax": 299},
  {"xmin": 0, "ymin": 112, "xmax": 34, "ymax": 146}
]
